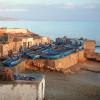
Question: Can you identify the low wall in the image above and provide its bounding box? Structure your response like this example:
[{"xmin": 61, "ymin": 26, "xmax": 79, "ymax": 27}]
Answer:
[
  {"xmin": 10, "ymin": 50, "xmax": 86, "ymax": 73},
  {"xmin": 24, "ymin": 50, "xmax": 86, "ymax": 71},
  {"xmin": 49, "ymin": 50, "xmax": 85, "ymax": 69},
  {"xmin": 6, "ymin": 28, "xmax": 28, "ymax": 34}
]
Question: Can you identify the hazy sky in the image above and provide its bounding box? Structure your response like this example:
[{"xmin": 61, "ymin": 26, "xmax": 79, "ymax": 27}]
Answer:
[
  {"xmin": 0, "ymin": 0, "xmax": 100, "ymax": 21},
  {"xmin": 1, "ymin": 0, "xmax": 100, "ymax": 4}
]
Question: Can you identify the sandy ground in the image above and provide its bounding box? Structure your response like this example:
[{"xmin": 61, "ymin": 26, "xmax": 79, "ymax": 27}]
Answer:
[
  {"xmin": 80, "ymin": 60, "xmax": 100, "ymax": 72},
  {"xmin": 44, "ymin": 71, "xmax": 100, "ymax": 100},
  {"xmin": 43, "ymin": 61, "xmax": 100, "ymax": 100}
]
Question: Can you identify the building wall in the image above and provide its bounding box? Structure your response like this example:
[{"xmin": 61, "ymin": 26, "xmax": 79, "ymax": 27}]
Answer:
[
  {"xmin": 15, "ymin": 41, "xmax": 22, "ymax": 51},
  {"xmin": 78, "ymin": 50, "xmax": 86, "ymax": 62},
  {"xmin": 0, "ymin": 77, "xmax": 45, "ymax": 100},
  {"xmin": 38, "ymin": 77, "xmax": 45, "ymax": 100},
  {"xmin": 84, "ymin": 40, "xmax": 96, "ymax": 56},
  {"xmin": 54, "ymin": 50, "xmax": 85, "ymax": 69},
  {"xmin": 0, "ymin": 33, "xmax": 50, "ymax": 57},
  {"xmin": 0, "ymin": 84, "xmax": 37, "ymax": 100},
  {"xmin": 1, "ymin": 44, "xmax": 9, "ymax": 57},
  {"xmin": 0, "ymin": 45, "xmax": 2, "ymax": 57},
  {"xmin": 84, "ymin": 40, "xmax": 96, "ymax": 51},
  {"xmin": 41, "ymin": 37, "xmax": 51, "ymax": 44},
  {"xmin": 0, "ymin": 28, "xmax": 6, "ymax": 34}
]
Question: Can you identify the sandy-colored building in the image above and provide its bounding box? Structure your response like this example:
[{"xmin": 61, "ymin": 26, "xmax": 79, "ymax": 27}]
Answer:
[
  {"xmin": 0, "ymin": 74, "xmax": 45, "ymax": 100},
  {"xmin": 84, "ymin": 40, "xmax": 96, "ymax": 51},
  {"xmin": 0, "ymin": 28, "xmax": 51, "ymax": 58},
  {"xmin": 6, "ymin": 28, "xmax": 28, "ymax": 34},
  {"xmin": 84, "ymin": 40, "xmax": 96, "ymax": 56}
]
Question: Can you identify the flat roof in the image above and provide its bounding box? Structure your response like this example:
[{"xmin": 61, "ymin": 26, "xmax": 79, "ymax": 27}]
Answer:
[{"xmin": 0, "ymin": 73, "xmax": 45, "ymax": 85}]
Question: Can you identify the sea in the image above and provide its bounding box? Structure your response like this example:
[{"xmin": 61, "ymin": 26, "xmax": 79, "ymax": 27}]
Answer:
[{"xmin": 0, "ymin": 21, "xmax": 100, "ymax": 52}]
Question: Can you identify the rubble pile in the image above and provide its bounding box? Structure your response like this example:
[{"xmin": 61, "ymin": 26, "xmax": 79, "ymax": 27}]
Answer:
[{"xmin": 0, "ymin": 68, "xmax": 14, "ymax": 81}]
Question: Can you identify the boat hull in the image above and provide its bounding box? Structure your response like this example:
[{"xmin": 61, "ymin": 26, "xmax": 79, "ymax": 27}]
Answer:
[{"xmin": 3, "ymin": 57, "xmax": 22, "ymax": 67}]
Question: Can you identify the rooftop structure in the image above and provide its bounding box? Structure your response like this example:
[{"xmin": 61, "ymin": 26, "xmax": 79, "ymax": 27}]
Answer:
[{"xmin": 0, "ymin": 68, "xmax": 45, "ymax": 100}]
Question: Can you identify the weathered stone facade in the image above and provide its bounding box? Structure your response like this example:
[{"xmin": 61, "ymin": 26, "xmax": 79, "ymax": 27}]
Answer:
[
  {"xmin": 0, "ymin": 28, "xmax": 51, "ymax": 58},
  {"xmin": 84, "ymin": 40, "xmax": 96, "ymax": 56},
  {"xmin": 14, "ymin": 50, "xmax": 86, "ymax": 73}
]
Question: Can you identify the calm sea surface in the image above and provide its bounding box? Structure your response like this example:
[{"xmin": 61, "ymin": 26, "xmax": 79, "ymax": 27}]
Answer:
[
  {"xmin": 96, "ymin": 47, "xmax": 100, "ymax": 53},
  {"xmin": 0, "ymin": 21, "xmax": 100, "ymax": 52}
]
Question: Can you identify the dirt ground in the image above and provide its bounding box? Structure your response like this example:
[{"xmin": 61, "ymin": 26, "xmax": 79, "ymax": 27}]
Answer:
[
  {"xmin": 43, "ymin": 61, "xmax": 100, "ymax": 100},
  {"xmin": 80, "ymin": 60, "xmax": 100, "ymax": 72}
]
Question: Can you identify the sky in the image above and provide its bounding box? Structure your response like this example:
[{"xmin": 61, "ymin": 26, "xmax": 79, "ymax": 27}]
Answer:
[{"xmin": 0, "ymin": 0, "xmax": 100, "ymax": 21}]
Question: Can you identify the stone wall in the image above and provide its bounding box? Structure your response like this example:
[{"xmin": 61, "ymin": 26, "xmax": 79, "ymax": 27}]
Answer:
[
  {"xmin": 0, "ymin": 42, "xmax": 16, "ymax": 57},
  {"xmin": 23, "ymin": 50, "xmax": 86, "ymax": 71},
  {"xmin": 0, "ymin": 28, "xmax": 6, "ymax": 34},
  {"xmin": 84, "ymin": 40, "xmax": 96, "ymax": 56},
  {"xmin": 11, "ymin": 61, "xmax": 26, "ymax": 73},
  {"xmin": 51, "ymin": 50, "xmax": 85, "ymax": 69},
  {"xmin": 6, "ymin": 28, "xmax": 28, "ymax": 34}
]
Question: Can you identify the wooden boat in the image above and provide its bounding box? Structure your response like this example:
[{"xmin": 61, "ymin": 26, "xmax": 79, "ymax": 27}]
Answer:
[
  {"xmin": 3, "ymin": 56, "xmax": 22, "ymax": 67},
  {"xmin": 40, "ymin": 49, "xmax": 75, "ymax": 59},
  {"xmin": 26, "ymin": 54, "xmax": 40, "ymax": 59}
]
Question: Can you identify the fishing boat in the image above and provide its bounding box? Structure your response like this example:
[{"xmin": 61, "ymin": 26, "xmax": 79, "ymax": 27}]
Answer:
[
  {"xmin": 40, "ymin": 49, "xmax": 76, "ymax": 59},
  {"xmin": 40, "ymin": 52, "xmax": 62, "ymax": 59},
  {"xmin": 26, "ymin": 53, "xmax": 40, "ymax": 59},
  {"xmin": 2, "ymin": 56, "xmax": 22, "ymax": 67}
]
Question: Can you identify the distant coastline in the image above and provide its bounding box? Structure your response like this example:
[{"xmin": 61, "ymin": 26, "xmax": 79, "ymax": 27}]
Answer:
[{"xmin": 96, "ymin": 46, "xmax": 100, "ymax": 47}]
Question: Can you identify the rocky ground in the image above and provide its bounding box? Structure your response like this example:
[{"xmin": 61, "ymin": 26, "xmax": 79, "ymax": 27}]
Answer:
[{"xmin": 43, "ymin": 61, "xmax": 100, "ymax": 100}]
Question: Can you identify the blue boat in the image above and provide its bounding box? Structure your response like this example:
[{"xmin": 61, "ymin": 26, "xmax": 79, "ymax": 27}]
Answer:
[
  {"xmin": 40, "ymin": 49, "xmax": 76, "ymax": 59},
  {"xmin": 2, "ymin": 56, "xmax": 22, "ymax": 67},
  {"xmin": 26, "ymin": 54, "xmax": 40, "ymax": 59},
  {"xmin": 40, "ymin": 53, "xmax": 62, "ymax": 59}
]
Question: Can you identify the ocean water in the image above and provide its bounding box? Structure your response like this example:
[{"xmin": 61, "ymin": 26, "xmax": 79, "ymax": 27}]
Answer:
[
  {"xmin": 96, "ymin": 47, "xmax": 100, "ymax": 53},
  {"xmin": 0, "ymin": 21, "xmax": 100, "ymax": 46}
]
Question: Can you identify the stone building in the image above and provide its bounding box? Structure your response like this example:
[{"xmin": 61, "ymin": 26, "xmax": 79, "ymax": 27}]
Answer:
[
  {"xmin": 84, "ymin": 40, "xmax": 96, "ymax": 56},
  {"xmin": 0, "ymin": 28, "xmax": 51, "ymax": 58}
]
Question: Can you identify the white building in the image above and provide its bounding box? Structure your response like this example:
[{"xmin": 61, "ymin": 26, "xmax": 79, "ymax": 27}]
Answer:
[{"xmin": 0, "ymin": 74, "xmax": 45, "ymax": 100}]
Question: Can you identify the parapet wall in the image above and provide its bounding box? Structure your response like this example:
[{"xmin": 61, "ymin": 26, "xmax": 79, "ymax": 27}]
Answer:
[
  {"xmin": 0, "ymin": 28, "xmax": 28, "ymax": 34},
  {"xmin": 22, "ymin": 50, "xmax": 86, "ymax": 71},
  {"xmin": 49, "ymin": 50, "xmax": 85, "ymax": 69},
  {"xmin": 6, "ymin": 28, "xmax": 28, "ymax": 34}
]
